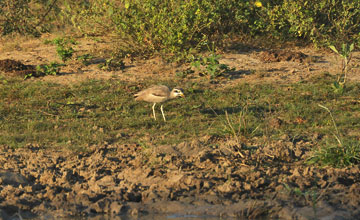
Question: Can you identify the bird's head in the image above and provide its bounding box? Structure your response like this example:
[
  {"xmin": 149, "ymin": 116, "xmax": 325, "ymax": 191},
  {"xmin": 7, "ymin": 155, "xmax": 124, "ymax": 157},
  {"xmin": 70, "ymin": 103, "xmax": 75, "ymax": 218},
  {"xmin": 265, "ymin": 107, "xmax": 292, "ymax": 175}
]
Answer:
[{"xmin": 170, "ymin": 88, "xmax": 185, "ymax": 99}]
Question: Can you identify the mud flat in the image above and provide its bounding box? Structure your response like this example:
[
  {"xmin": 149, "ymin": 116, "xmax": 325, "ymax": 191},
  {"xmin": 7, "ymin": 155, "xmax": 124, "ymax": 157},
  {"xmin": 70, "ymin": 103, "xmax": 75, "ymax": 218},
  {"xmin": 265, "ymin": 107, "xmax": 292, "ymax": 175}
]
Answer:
[{"xmin": 1, "ymin": 137, "xmax": 359, "ymax": 219}]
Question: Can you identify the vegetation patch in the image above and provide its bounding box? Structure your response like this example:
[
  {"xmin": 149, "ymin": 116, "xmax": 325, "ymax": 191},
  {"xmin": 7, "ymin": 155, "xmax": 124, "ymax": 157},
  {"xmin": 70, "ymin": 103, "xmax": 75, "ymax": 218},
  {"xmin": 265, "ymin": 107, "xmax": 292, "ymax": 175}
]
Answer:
[
  {"xmin": 1, "ymin": 0, "xmax": 359, "ymax": 59},
  {"xmin": 1, "ymin": 76, "xmax": 359, "ymax": 167}
]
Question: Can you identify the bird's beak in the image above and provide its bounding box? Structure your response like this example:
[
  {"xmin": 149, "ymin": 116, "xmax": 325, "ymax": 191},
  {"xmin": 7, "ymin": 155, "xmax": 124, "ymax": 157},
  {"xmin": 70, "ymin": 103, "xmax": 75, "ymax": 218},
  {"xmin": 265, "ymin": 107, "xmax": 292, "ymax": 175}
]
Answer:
[{"xmin": 180, "ymin": 94, "xmax": 185, "ymax": 98}]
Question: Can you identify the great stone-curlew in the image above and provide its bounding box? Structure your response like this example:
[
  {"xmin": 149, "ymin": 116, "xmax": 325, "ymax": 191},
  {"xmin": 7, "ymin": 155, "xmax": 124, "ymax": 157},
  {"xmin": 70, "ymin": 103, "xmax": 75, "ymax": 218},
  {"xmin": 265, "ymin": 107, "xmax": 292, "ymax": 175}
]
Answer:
[{"xmin": 134, "ymin": 85, "xmax": 185, "ymax": 121}]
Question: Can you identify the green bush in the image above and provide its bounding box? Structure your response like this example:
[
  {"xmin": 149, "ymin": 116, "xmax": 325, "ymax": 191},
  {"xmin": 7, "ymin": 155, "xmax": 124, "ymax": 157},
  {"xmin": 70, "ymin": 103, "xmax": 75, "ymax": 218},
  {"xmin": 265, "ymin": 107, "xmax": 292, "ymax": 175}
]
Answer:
[
  {"xmin": 260, "ymin": 0, "xmax": 360, "ymax": 46},
  {"xmin": 0, "ymin": 0, "xmax": 60, "ymax": 36},
  {"xmin": 1, "ymin": 0, "xmax": 359, "ymax": 57},
  {"xmin": 60, "ymin": 0, "xmax": 114, "ymax": 35},
  {"xmin": 63, "ymin": 0, "xmax": 359, "ymax": 57},
  {"xmin": 61, "ymin": 0, "xmax": 261, "ymax": 57},
  {"xmin": 111, "ymin": 0, "xmax": 225, "ymax": 55}
]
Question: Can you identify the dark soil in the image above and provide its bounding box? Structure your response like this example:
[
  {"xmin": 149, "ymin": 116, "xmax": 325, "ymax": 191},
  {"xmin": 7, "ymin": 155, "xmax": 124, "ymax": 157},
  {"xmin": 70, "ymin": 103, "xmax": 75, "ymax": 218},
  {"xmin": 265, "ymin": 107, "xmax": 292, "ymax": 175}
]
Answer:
[
  {"xmin": 0, "ymin": 59, "xmax": 36, "ymax": 77},
  {"xmin": 1, "ymin": 136, "xmax": 359, "ymax": 219}
]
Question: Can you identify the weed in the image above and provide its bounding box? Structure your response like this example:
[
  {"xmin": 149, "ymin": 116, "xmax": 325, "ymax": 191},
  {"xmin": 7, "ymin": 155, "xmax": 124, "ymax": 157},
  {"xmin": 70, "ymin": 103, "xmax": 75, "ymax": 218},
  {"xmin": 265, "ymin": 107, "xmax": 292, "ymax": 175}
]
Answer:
[
  {"xmin": 309, "ymin": 140, "xmax": 360, "ymax": 168},
  {"xmin": 76, "ymin": 54, "xmax": 94, "ymax": 66},
  {"xmin": 331, "ymin": 81, "xmax": 345, "ymax": 95},
  {"xmin": 175, "ymin": 69, "xmax": 195, "ymax": 78},
  {"xmin": 191, "ymin": 53, "xmax": 234, "ymax": 78},
  {"xmin": 307, "ymin": 104, "xmax": 360, "ymax": 167},
  {"xmin": 98, "ymin": 57, "xmax": 125, "ymax": 71},
  {"xmin": 329, "ymin": 43, "xmax": 354, "ymax": 94},
  {"xmin": 24, "ymin": 62, "xmax": 64, "ymax": 79},
  {"xmin": 36, "ymin": 62, "xmax": 64, "ymax": 76},
  {"xmin": 46, "ymin": 37, "xmax": 77, "ymax": 62},
  {"xmin": 329, "ymin": 43, "xmax": 354, "ymax": 79},
  {"xmin": 223, "ymin": 107, "xmax": 261, "ymax": 141}
]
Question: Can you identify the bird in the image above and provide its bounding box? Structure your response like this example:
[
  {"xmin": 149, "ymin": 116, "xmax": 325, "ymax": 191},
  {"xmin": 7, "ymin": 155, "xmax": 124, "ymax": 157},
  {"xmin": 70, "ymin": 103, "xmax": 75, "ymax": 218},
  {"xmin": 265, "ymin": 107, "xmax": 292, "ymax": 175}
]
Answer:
[{"xmin": 134, "ymin": 85, "xmax": 185, "ymax": 121}]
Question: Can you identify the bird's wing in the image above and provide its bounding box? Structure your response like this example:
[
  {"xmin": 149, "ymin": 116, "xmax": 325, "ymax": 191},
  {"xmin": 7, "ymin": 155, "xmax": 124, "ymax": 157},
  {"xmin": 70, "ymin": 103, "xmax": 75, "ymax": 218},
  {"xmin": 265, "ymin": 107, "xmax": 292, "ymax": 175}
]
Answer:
[
  {"xmin": 148, "ymin": 85, "xmax": 170, "ymax": 97},
  {"xmin": 134, "ymin": 85, "xmax": 170, "ymax": 102}
]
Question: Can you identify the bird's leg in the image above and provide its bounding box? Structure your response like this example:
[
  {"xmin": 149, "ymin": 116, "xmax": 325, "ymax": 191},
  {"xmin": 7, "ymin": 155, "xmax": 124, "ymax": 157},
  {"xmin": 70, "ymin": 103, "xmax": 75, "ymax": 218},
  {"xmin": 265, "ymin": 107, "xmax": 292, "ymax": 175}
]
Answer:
[
  {"xmin": 152, "ymin": 103, "xmax": 157, "ymax": 120},
  {"xmin": 160, "ymin": 105, "xmax": 166, "ymax": 122}
]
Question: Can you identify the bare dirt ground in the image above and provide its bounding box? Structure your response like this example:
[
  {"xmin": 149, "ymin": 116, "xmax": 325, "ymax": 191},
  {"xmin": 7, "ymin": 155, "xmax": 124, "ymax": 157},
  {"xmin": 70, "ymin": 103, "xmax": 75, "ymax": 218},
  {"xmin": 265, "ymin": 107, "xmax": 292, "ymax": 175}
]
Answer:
[{"xmin": 1, "ymin": 37, "xmax": 360, "ymax": 219}]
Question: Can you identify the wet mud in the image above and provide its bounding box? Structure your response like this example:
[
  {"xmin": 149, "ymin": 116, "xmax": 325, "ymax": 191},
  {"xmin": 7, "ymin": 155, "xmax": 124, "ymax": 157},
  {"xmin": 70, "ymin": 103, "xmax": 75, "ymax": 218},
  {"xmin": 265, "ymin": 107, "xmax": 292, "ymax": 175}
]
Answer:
[{"xmin": 1, "ymin": 136, "xmax": 359, "ymax": 219}]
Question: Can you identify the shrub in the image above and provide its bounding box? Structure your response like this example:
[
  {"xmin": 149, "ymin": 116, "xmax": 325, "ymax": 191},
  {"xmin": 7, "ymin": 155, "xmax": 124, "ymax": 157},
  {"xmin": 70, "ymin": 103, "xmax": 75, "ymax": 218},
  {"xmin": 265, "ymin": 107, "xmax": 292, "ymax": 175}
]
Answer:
[
  {"xmin": 260, "ymin": 0, "xmax": 360, "ymax": 46},
  {"xmin": 111, "ymin": 0, "xmax": 218, "ymax": 55},
  {"xmin": 1, "ymin": 0, "xmax": 359, "ymax": 58},
  {"xmin": 0, "ymin": 0, "xmax": 60, "ymax": 36},
  {"xmin": 60, "ymin": 0, "xmax": 114, "ymax": 35},
  {"xmin": 66, "ymin": 0, "xmax": 359, "ymax": 57}
]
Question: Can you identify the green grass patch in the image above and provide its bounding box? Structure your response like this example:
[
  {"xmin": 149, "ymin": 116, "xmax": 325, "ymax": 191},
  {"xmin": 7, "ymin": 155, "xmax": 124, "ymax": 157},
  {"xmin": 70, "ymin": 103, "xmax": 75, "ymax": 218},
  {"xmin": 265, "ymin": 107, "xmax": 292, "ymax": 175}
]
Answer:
[{"xmin": 1, "ymin": 75, "xmax": 359, "ymax": 166}]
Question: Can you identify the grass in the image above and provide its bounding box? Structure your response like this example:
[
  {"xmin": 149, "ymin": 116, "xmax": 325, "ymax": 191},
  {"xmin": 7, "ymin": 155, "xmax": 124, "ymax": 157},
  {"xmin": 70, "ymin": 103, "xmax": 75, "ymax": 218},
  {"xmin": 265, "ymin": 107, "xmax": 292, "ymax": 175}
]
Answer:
[
  {"xmin": 307, "ymin": 104, "xmax": 360, "ymax": 167},
  {"xmin": 0, "ymin": 74, "xmax": 359, "ymax": 166}
]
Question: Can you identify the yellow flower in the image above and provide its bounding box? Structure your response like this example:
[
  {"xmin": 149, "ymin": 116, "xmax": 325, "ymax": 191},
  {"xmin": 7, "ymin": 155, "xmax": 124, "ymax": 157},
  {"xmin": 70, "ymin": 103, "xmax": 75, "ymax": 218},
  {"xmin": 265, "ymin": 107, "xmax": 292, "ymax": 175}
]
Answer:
[{"xmin": 255, "ymin": 1, "xmax": 262, "ymax": 7}]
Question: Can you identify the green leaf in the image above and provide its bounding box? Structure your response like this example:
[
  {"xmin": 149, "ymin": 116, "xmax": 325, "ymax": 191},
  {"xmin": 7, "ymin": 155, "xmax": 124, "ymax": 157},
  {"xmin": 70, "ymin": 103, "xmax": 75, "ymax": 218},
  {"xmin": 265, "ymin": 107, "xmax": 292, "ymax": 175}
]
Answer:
[
  {"xmin": 341, "ymin": 43, "xmax": 346, "ymax": 53},
  {"xmin": 329, "ymin": 45, "xmax": 338, "ymax": 54},
  {"xmin": 349, "ymin": 43, "xmax": 354, "ymax": 52}
]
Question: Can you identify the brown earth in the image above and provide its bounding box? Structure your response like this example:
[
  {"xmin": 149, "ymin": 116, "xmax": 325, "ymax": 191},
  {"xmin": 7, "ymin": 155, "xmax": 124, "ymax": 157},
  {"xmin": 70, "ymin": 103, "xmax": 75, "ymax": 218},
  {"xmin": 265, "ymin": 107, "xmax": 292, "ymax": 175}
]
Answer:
[
  {"xmin": 1, "ymin": 139, "xmax": 360, "ymax": 219},
  {"xmin": 1, "ymin": 36, "xmax": 360, "ymax": 219}
]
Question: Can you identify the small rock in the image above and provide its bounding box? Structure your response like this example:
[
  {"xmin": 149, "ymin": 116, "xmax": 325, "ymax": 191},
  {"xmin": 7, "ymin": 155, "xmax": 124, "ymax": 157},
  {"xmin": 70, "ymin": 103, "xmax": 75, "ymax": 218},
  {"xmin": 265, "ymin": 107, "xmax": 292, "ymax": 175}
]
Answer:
[
  {"xmin": 110, "ymin": 201, "xmax": 124, "ymax": 215},
  {"xmin": 217, "ymin": 182, "xmax": 232, "ymax": 193},
  {"xmin": 130, "ymin": 208, "xmax": 138, "ymax": 216},
  {"xmin": 96, "ymin": 175, "xmax": 115, "ymax": 187},
  {"xmin": 243, "ymin": 183, "xmax": 252, "ymax": 190}
]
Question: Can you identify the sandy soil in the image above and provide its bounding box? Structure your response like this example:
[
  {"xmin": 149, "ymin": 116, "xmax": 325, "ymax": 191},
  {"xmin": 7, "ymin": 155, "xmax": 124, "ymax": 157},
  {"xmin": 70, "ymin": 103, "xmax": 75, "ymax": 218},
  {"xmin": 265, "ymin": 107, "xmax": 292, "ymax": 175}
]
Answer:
[{"xmin": 1, "ymin": 36, "xmax": 360, "ymax": 219}]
